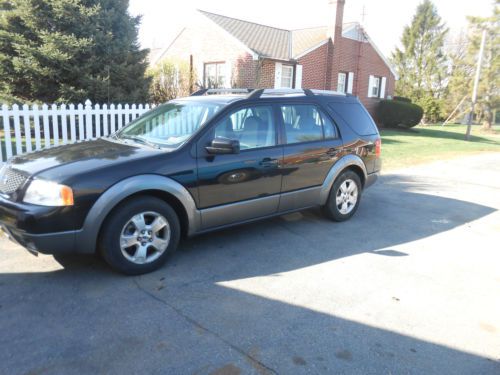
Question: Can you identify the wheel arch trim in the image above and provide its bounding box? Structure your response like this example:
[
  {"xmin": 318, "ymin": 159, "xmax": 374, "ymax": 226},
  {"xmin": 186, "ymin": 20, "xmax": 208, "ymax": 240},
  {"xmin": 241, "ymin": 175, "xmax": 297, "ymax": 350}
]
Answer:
[
  {"xmin": 319, "ymin": 154, "xmax": 367, "ymax": 205},
  {"xmin": 75, "ymin": 175, "xmax": 200, "ymax": 253}
]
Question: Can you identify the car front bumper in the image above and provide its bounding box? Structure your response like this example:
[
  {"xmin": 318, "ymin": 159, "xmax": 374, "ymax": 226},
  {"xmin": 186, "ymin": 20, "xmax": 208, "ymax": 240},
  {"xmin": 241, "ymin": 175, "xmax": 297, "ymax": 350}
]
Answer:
[{"xmin": 0, "ymin": 195, "xmax": 78, "ymax": 254}]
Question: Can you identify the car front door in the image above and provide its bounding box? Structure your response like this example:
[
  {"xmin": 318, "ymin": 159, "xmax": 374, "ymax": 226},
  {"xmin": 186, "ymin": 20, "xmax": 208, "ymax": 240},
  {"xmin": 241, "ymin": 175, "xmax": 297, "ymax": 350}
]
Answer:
[
  {"xmin": 278, "ymin": 103, "xmax": 343, "ymax": 211},
  {"xmin": 196, "ymin": 104, "xmax": 283, "ymax": 229}
]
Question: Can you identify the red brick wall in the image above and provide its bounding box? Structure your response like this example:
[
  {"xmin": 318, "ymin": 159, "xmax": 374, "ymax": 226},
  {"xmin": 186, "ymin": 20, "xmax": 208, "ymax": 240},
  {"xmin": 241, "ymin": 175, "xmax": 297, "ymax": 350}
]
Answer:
[
  {"xmin": 161, "ymin": 13, "xmax": 259, "ymax": 89},
  {"xmin": 296, "ymin": 35, "xmax": 395, "ymax": 118},
  {"xmin": 297, "ymin": 42, "xmax": 330, "ymax": 90}
]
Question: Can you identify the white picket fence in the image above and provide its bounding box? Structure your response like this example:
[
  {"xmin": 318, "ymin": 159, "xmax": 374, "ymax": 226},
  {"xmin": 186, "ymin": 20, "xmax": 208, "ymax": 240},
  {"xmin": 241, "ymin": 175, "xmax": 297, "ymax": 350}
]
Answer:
[{"xmin": 0, "ymin": 99, "xmax": 153, "ymax": 163}]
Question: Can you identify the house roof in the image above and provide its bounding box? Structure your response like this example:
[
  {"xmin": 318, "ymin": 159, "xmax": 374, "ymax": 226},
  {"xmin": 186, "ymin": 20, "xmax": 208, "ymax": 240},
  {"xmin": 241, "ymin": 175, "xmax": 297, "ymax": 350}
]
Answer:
[
  {"xmin": 198, "ymin": 11, "xmax": 371, "ymax": 60},
  {"xmin": 157, "ymin": 10, "xmax": 396, "ymax": 76}
]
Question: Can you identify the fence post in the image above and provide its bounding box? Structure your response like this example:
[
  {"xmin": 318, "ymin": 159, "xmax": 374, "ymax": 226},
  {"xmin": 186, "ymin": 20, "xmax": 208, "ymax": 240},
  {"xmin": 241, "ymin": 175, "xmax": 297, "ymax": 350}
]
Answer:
[
  {"xmin": 85, "ymin": 99, "xmax": 93, "ymax": 140},
  {"xmin": 1, "ymin": 104, "xmax": 12, "ymax": 161},
  {"xmin": 12, "ymin": 104, "xmax": 23, "ymax": 155},
  {"xmin": 102, "ymin": 104, "xmax": 109, "ymax": 136},
  {"xmin": 41, "ymin": 104, "xmax": 50, "ymax": 148},
  {"xmin": 60, "ymin": 104, "xmax": 68, "ymax": 145},
  {"xmin": 77, "ymin": 103, "xmax": 85, "ymax": 141},
  {"xmin": 95, "ymin": 103, "xmax": 101, "ymax": 138},
  {"xmin": 22, "ymin": 104, "xmax": 32, "ymax": 153},
  {"xmin": 69, "ymin": 104, "xmax": 76, "ymax": 143},
  {"xmin": 51, "ymin": 103, "xmax": 59, "ymax": 146},
  {"xmin": 32, "ymin": 104, "xmax": 42, "ymax": 150}
]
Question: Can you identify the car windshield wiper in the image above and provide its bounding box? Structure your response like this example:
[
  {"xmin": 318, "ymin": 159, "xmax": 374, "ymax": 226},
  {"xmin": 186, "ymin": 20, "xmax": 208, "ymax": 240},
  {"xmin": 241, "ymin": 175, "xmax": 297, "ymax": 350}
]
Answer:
[{"xmin": 120, "ymin": 135, "xmax": 161, "ymax": 149}]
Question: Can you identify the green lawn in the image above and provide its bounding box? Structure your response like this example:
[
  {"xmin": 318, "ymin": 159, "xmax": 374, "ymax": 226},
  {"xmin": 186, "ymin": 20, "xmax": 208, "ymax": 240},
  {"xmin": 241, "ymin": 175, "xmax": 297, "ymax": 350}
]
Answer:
[{"xmin": 380, "ymin": 124, "xmax": 500, "ymax": 171}]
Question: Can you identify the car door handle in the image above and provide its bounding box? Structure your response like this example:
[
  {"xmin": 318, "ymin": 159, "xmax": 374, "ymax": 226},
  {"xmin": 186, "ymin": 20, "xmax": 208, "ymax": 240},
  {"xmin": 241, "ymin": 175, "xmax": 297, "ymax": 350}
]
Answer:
[
  {"xmin": 259, "ymin": 157, "xmax": 279, "ymax": 166},
  {"xmin": 326, "ymin": 148, "xmax": 340, "ymax": 157}
]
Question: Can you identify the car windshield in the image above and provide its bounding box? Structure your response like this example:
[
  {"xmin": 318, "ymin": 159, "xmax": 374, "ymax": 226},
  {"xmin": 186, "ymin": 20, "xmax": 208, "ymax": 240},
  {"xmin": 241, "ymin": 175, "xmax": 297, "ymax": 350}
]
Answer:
[{"xmin": 115, "ymin": 101, "xmax": 222, "ymax": 149}]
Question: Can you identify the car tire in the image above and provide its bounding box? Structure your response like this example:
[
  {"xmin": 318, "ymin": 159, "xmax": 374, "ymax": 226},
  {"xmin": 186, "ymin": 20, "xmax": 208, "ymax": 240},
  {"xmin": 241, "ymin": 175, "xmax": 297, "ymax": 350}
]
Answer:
[
  {"xmin": 99, "ymin": 196, "xmax": 180, "ymax": 275},
  {"xmin": 322, "ymin": 170, "xmax": 362, "ymax": 222}
]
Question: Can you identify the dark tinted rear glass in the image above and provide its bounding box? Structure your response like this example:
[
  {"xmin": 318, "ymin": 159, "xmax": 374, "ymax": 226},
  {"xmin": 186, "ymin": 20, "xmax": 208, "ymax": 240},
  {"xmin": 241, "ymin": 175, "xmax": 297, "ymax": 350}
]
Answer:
[{"xmin": 328, "ymin": 102, "xmax": 378, "ymax": 136}]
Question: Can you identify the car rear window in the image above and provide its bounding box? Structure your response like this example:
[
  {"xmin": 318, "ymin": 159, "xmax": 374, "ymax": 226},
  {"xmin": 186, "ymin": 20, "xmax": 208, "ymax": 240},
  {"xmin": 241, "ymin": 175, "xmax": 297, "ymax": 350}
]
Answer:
[{"xmin": 328, "ymin": 102, "xmax": 378, "ymax": 136}]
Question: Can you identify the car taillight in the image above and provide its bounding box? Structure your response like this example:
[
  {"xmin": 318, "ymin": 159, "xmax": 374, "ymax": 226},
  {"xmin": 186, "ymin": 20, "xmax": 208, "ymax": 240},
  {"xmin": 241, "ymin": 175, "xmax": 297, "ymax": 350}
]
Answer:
[{"xmin": 375, "ymin": 138, "xmax": 381, "ymax": 158}]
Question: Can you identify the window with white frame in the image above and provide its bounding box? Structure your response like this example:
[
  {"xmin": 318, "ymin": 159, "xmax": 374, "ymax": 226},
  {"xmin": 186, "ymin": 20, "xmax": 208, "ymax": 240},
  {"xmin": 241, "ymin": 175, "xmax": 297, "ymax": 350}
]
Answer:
[
  {"xmin": 281, "ymin": 65, "xmax": 294, "ymax": 89},
  {"xmin": 204, "ymin": 62, "xmax": 226, "ymax": 88},
  {"xmin": 370, "ymin": 76, "xmax": 381, "ymax": 97},
  {"xmin": 337, "ymin": 72, "xmax": 348, "ymax": 93}
]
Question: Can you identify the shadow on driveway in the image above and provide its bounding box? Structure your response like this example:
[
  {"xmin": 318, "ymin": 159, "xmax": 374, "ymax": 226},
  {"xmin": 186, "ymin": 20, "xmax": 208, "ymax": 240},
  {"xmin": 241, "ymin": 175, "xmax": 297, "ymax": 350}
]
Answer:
[{"xmin": 0, "ymin": 173, "xmax": 498, "ymax": 374}]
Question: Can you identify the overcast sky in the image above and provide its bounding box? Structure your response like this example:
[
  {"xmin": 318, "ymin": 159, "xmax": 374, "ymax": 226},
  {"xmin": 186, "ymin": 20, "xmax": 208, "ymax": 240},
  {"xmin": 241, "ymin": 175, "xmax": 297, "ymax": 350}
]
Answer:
[{"xmin": 129, "ymin": 0, "xmax": 493, "ymax": 56}]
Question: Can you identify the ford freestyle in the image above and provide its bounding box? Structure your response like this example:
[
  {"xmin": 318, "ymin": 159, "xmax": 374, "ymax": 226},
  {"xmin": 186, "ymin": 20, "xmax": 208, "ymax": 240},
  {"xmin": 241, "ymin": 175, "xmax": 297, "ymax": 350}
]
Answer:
[{"xmin": 0, "ymin": 89, "xmax": 381, "ymax": 274}]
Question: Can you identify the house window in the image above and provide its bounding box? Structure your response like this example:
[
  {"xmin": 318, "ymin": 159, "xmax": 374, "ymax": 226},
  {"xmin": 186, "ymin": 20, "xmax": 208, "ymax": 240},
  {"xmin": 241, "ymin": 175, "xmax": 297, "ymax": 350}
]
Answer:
[
  {"xmin": 204, "ymin": 62, "xmax": 226, "ymax": 88},
  {"xmin": 281, "ymin": 65, "xmax": 294, "ymax": 89},
  {"xmin": 337, "ymin": 72, "xmax": 348, "ymax": 93},
  {"xmin": 370, "ymin": 76, "xmax": 381, "ymax": 97}
]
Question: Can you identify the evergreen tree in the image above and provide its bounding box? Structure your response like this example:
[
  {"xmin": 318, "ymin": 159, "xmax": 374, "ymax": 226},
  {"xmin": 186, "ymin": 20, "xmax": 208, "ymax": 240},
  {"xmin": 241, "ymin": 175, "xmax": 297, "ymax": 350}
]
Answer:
[
  {"xmin": 0, "ymin": 0, "xmax": 149, "ymax": 104},
  {"xmin": 391, "ymin": 0, "xmax": 448, "ymax": 122}
]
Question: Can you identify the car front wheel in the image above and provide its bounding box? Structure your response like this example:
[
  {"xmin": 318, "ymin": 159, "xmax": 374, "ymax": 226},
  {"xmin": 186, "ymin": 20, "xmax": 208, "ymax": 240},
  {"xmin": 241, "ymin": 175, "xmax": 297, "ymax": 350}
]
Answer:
[
  {"xmin": 99, "ymin": 196, "xmax": 180, "ymax": 275},
  {"xmin": 322, "ymin": 170, "xmax": 362, "ymax": 222}
]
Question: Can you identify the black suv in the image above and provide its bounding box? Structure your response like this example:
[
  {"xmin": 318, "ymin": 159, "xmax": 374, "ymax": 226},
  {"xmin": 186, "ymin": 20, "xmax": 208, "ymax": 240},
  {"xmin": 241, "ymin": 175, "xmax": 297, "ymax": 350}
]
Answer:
[{"xmin": 0, "ymin": 89, "xmax": 381, "ymax": 274}]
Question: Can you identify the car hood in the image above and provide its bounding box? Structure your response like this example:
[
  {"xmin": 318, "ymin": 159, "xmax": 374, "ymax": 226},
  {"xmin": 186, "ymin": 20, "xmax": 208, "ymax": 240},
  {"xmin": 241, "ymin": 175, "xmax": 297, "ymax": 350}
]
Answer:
[{"xmin": 8, "ymin": 138, "xmax": 161, "ymax": 178}]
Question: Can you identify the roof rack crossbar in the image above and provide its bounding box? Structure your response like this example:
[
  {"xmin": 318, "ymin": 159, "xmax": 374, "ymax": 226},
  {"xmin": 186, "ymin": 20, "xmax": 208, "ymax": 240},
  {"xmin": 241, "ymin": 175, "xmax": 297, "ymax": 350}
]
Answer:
[
  {"xmin": 246, "ymin": 88, "xmax": 332, "ymax": 99},
  {"xmin": 191, "ymin": 88, "xmax": 253, "ymax": 96}
]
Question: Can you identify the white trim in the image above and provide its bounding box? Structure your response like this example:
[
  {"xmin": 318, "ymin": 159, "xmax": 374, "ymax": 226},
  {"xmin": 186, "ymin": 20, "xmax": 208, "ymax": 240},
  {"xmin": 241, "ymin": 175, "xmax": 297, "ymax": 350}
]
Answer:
[
  {"xmin": 274, "ymin": 62, "xmax": 283, "ymax": 89},
  {"xmin": 293, "ymin": 39, "xmax": 329, "ymax": 59},
  {"xmin": 368, "ymin": 75, "xmax": 374, "ymax": 98},
  {"xmin": 295, "ymin": 65, "xmax": 303, "ymax": 89},
  {"xmin": 380, "ymin": 77, "xmax": 387, "ymax": 99},
  {"xmin": 347, "ymin": 72, "xmax": 354, "ymax": 94}
]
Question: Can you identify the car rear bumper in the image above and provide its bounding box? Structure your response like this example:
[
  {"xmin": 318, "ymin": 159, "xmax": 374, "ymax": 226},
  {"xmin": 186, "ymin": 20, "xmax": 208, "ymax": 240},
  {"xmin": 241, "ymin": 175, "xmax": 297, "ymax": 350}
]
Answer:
[{"xmin": 365, "ymin": 171, "xmax": 379, "ymax": 189}]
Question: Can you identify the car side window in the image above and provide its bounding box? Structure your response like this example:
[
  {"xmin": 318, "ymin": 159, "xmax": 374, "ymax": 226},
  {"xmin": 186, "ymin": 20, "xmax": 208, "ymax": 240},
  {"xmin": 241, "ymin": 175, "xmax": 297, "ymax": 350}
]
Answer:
[
  {"xmin": 214, "ymin": 106, "xmax": 276, "ymax": 150},
  {"xmin": 281, "ymin": 104, "xmax": 337, "ymax": 144}
]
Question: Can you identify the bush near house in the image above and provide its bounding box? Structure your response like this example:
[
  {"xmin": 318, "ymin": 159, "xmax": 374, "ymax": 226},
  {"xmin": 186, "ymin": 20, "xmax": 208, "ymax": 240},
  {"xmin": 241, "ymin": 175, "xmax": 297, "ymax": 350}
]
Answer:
[
  {"xmin": 376, "ymin": 99, "xmax": 424, "ymax": 128},
  {"xmin": 147, "ymin": 59, "xmax": 193, "ymax": 104}
]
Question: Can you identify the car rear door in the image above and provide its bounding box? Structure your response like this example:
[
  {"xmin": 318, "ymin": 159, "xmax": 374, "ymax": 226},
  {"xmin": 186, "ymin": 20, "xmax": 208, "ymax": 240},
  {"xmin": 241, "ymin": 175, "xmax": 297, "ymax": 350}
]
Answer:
[{"xmin": 278, "ymin": 102, "xmax": 343, "ymax": 211}]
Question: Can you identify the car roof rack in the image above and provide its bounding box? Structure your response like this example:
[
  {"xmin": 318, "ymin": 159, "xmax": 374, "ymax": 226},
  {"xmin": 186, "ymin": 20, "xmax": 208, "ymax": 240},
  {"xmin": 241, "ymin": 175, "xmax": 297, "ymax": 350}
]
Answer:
[
  {"xmin": 191, "ymin": 88, "xmax": 254, "ymax": 96},
  {"xmin": 246, "ymin": 88, "xmax": 346, "ymax": 99}
]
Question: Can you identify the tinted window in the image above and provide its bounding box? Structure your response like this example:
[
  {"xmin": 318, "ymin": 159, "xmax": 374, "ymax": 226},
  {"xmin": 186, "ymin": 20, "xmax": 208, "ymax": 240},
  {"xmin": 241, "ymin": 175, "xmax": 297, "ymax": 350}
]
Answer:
[
  {"xmin": 214, "ymin": 106, "xmax": 276, "ymax": 150},
  {"xmin": 329, "ymin": 102, "xmax": 378, "ymax": 136},
  {"xmin": 281, "ymin": 105, "xmax": 337, "ymax": 144}
]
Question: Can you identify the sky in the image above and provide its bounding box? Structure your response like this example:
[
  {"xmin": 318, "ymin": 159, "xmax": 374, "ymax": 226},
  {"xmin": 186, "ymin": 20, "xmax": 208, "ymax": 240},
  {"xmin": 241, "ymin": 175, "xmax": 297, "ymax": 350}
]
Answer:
[{"xmin": 129, "ymin": 0, "xmax": 494, "ymax": 57}]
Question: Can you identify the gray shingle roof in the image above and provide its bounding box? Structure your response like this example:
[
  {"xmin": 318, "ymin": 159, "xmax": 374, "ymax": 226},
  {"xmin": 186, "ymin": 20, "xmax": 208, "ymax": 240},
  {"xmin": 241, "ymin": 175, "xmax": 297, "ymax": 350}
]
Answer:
[
  {"xmin": 196, "ymin": 10, "xmax": 395, "ymax": 76},
  {"xmin": 199, "ymin": 11, "xmax": 366, "ymax": 60},
  {"xmin": 199, "ymin": 10, "xmax": 291, "ymax": 60}
]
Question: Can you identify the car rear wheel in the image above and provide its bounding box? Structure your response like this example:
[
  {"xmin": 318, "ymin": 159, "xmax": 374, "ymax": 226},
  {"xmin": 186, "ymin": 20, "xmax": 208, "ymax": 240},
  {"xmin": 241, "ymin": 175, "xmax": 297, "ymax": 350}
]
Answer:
[
  {"xmin": 99, "ymin": 196, "xmax": 180, "ymax": 275},
  {"xmin": 322, "ymin": 170, "xmax": 362, "ymax": 222}
]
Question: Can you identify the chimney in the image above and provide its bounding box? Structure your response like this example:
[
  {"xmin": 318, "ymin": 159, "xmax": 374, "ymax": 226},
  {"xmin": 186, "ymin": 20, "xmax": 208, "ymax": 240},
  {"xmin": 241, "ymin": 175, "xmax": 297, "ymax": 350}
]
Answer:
[{"xmin": 327, "ymin": 0, "xmax": 345, "ymax": 42}]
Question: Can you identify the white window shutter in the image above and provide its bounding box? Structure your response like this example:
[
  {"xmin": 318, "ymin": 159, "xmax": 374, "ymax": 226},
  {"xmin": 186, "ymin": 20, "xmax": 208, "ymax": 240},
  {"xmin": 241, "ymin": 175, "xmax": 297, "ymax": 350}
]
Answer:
[
  {"xmin": 380, "ymin": 77, "xmax": 387, "ymax": 98},
  {"xmin": 295, "ymin": 65, "xmax": 303, "ymax": 89},
  {"xmin": 368, "ymin": 75, "xmax": 374, "ymax": 97},
  {"xmin": 274, "ymin": 62, "xmax": 283, "ymax": 89},
  {"xmin": 347, "ymin": 72, "xmax": 354, "ymax": 94},
  {"xmin": 225, "ymin": 61, "xmax": 232, "ymax": 88}
]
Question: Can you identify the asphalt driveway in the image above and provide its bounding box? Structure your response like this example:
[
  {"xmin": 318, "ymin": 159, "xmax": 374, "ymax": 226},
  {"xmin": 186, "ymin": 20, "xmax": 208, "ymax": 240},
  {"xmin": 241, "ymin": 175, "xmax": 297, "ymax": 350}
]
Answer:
[{"xmin": 1, "ymin": 153, "xmax": 499, "ymax": 375}]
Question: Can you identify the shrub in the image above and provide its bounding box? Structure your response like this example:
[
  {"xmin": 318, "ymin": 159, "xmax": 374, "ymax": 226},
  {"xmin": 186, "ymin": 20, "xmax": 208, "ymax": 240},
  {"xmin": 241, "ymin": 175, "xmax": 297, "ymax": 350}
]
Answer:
[
  {"xmin": 147, "ymin": 59, "xmax": 195, "ymax": 104},
  {"xmin": 376, "ymin": 99, "xmax": 424, "ymax": 128},
  {"xmin": 393, "ymin": 96, "xmax": 412, "ymax": 103}
]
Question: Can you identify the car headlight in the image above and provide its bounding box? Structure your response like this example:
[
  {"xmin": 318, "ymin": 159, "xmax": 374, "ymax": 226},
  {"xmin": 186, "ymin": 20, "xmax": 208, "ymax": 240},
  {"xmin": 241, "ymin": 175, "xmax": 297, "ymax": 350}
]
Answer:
[{"xmin": 23, "ymin": 180, "xmax": 74, "ymax": 206}]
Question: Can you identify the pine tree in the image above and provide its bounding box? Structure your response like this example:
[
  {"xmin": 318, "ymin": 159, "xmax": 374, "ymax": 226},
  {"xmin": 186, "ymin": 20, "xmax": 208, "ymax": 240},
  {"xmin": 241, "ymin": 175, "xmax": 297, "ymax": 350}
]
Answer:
[
  {"xmin": 0, "ymin": 0, "xmax": 149, "ymax": 104},
  {"xmin": 391, "ymin": 0, "xmax": 448, "ymax": 123}
]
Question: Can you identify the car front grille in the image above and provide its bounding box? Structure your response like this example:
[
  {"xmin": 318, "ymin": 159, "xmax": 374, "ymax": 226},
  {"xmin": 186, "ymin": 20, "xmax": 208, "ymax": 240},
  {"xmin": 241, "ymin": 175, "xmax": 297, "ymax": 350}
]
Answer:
[{"xmin": 0, "ymin": 166, "xmax": 28, "ymax": 194}]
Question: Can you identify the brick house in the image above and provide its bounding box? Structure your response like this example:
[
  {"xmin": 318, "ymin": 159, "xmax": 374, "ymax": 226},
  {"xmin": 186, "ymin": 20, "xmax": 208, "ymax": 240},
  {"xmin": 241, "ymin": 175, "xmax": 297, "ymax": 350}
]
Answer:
[{"xmin": 152, "ymin": 0, "xmax": 396, "ymax": 116}]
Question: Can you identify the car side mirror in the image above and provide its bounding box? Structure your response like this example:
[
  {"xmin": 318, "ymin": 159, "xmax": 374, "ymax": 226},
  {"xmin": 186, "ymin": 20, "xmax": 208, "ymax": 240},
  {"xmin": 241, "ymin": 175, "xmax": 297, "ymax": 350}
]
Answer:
[{"xmin": 206, "ymin": 137, "xmax": 240, "ymax": 155}]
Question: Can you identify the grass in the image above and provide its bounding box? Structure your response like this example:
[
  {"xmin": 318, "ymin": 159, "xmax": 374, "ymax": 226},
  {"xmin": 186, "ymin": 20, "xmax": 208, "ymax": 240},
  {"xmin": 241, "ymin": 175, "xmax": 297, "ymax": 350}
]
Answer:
[{"xmin": 380, "ymin": 124, "xmax": 500, "ymax": 171}]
